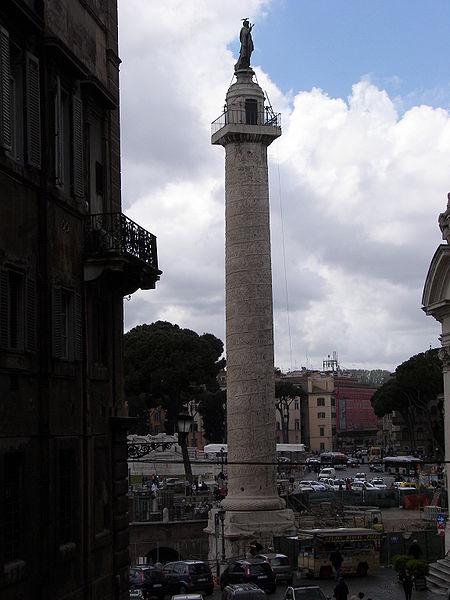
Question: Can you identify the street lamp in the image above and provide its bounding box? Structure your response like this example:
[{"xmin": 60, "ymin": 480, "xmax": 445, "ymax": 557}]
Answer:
[
  {"xmin": 218, "ymin": 508, "xmax": 226, "ymax": 562},
  {"xmin": 177, "ymin": 410, "xmax": 194, "ymax": 484}
]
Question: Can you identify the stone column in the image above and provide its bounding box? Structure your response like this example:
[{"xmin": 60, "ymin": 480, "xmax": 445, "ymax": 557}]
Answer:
[{"xmin": 207, "ymin": 69, "xmax": 295, "ymax": 566}]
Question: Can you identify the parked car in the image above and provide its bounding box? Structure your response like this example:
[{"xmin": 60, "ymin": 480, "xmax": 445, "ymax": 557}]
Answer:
[
  {"xmin": 221, "ymin": 583, "xmax": 267, "ymax": 600},
  {"xmin": 130, "ymin": 590, "xmax": 145, "ymax": 600},
  {"xmin": 220, "ymin": 559, "xmax": 276, "ymax": 593},
  {"xmin": 172, "ymin": 595, "xmax": 205, "ymax": 600},
  {"xmin": 354, "ymin": 472, "xmax": 366, "ymax": 481},
  {"xmin": 330, "ymin": 479, "xmax": 346, "ymax": 491},
  {"xmin": 130, "ymin": 565, "xmax": 168, "ymax": 600},
  {"xmin": 163, "ymin": 561, "xmax": 214, "ymax": 596},
  {"xmin": 299, "ymin": 480, "xmax": 327, "ymax": 492},
  {"xmin": 347, "ymin": 457, "xmax": 360, "ymax": 468},
  {"xmin": 255, "ymin": 553, "xmax": 293, "ymax": 585},
  {"xmin": 284, "ymin": 585, "xmax": 327, "ymax": 600}
]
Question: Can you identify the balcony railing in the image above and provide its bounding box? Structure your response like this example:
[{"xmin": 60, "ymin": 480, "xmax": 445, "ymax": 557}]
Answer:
[
  {"xmin": 84, "ymin": 212, "xmax": 158, "ymax": 270},
  {"xmin": 211, "ymin": 108, "xmax": 281, "ymax": 136}
]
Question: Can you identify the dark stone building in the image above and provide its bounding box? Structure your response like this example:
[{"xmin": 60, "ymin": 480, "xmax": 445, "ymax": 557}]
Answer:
[{"xmin": 0, "ymin": 1, "xmax": 160, "ymax": 598}]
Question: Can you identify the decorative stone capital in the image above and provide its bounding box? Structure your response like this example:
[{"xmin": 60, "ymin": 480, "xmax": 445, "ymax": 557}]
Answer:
[
  {"xmin": 438, "ymin": 345, "xmax": 450, "ymax": 372},
  {"xmin": 438, "ymin": 192, "xmax": 450, "ymax": 243}
]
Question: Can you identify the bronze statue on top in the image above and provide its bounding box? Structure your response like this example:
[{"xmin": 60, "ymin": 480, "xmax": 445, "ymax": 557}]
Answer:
[{"xmin": 235, "ymin": 19, "xmax": 254, "ymax": 71}]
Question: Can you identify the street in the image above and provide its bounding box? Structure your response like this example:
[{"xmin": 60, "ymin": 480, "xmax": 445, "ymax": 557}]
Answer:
[{"xmin": 210, "ymin": 568, "xmax": 438, "ymax": 600}]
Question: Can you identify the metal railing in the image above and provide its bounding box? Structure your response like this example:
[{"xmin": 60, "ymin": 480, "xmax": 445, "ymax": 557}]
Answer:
[
  {"xmin": 84, "ymin": 212, "xmax": 158, "ymax": 270},
  {"xmin": 211, "ymin": 108, "xmax": 281, "ymax": 136},
  {"xmin": 128, "ymin": 492, "xmax": 214, "ymax": 523}
]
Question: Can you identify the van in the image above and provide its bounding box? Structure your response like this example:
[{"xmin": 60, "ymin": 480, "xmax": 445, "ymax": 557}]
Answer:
[{"xmin": 318, "ymin": 467, "xmax": 335, "ymax": 478}]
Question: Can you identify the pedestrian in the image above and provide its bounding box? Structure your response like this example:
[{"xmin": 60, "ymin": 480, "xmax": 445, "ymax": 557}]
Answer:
[
  {"xmin": 408, "ymin": 539, "xmax": 423, "ymax": 559},
  {"xmin": 399, "ymin": 569, "xmax": 414, "ymax": 600},
  {"xmin": 330, "ymin": 547, "xmax": 344, "ymax": 582},
  {"xmin": 333, "ymin": 577, "xmax": 349, "ymax": 600}
]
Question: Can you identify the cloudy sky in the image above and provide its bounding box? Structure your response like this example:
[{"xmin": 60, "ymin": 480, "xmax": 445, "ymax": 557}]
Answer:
[{"xmin": 118, "ymin": 0, "xmax": 450, "ymax": 373}]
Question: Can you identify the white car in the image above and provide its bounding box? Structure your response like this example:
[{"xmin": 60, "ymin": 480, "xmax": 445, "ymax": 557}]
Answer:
[
  {"xmin": 352, "ymin": 481, "xmax": 376, "ymax": 491},
  {"xmin": 370, "ymin": 478, "xmax": 387, "ymax": 489},
  {"xmin": 354, "ymin": 472, "xmax": 366, "ymax": 481}
]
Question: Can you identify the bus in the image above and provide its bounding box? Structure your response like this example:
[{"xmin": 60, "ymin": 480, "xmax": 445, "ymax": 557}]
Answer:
[
  {"xmin": 296, "ymin": 528, "xmax": 381, "ymax": 579},
  {"xmin": 383, "ymin": 455, "xmax": 423, "ymax": 476},
  {"xmin": 320, "ymin": 452, "xmax": 348, "ymax": 469}
]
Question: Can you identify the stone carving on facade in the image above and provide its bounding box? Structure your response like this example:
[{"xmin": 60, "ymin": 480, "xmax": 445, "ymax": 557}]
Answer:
[{"xmin": 438, "ymin": 192, "xmax": 450, "ymax": 243}]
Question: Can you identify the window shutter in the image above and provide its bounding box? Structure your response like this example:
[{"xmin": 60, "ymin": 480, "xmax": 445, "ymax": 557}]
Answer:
[
  {"xmin": 25, "ymin": 277, "xmax": 36, "ymax": 352},
  {"xmin": 72, "ymin": 95, "xmax": 84, "ymax": 197},
  {"xmin": 26, "ymin": 52, "xmax": 41, "ymax": 168},
  {"xmin": 54, "ymin": 76, "xmax": 63, "ymax": 185},
  {"xmin": 0, "ymin": 26, "xmax": 12, "ymax": 150},
  {"xmin": 0, "ymin": 269, "xmax": 8, "ymax": 349},
  {"xmin": 52, "ymin": 286, "xmax": 62, "ymax": 358},
  {"xmin": 74, "ymin": 291, "xmax": 82, "ymax": 361}
]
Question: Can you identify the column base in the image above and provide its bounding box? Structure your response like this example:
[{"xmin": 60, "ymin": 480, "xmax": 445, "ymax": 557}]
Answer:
[{"xmin": 206, "ymin": 507, "xmax": 296, "ymax": 577}]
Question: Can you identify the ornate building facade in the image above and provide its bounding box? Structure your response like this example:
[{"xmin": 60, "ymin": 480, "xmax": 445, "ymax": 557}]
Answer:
[{"xmin": 0, "ymin": 1, "xmax": 160, "ymax": 598}]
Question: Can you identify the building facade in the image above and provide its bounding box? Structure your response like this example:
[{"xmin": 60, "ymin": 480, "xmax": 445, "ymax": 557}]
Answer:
[
  {"xmin": 0, "ymin": 1, "xmax": 160, "ymax": 599},
  {"xmin": 334, "ymin": 376, "xmax": 378, "ymax": 451}
]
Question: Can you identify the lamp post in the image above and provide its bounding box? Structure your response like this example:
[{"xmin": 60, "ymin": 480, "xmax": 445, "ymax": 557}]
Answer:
[
  {"xmin": 218, "ymin": 508, "xmax": 226, "ymax": 562},
  {"xmin": 177, "ymin": 411, "xmax": 194, "ymax": 484}
]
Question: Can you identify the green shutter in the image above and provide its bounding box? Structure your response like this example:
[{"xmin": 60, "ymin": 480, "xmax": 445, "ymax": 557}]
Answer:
[
  {"xmin": 74, "ymin": 291, "xmax": 83, "ymax": 361},
  {"xmin": 26, "ymin": 52, "xmax": 41, "ymax": 168},
  {"xmin": 0, "ymin": 269, "xmax": 8, "ymax": 349},
  {"xmin": 52, "ymin": 286, "xmax": 62, "ymax": 358},
  {"xmin": 25, "ymin": 277, "xmax": 36, "ymax": 352},
  {"xmin": 72, "ymin": 95, "xmax": 84, "ymax": 197},
  {"xmin": 0, "ymin": 26, "xmax": 11, "ymax": 150}
]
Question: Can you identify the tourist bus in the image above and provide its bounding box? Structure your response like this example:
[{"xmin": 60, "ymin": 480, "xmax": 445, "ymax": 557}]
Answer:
[
  {"xmin": 383, "ymin": 455, "xmax": 423, "ymax": 476},
  {"xmin": 296, "ymin": 528, "xmax": 381, "ymax": 579},
  {"xmin": 320, "ymin": 452, "xmax": 348, "ymax": 469}
]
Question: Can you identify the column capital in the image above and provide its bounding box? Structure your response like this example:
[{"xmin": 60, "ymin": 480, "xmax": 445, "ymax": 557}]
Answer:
[{"xmin": 438, "ymin": 345, "xmax": 450, "ymax": 372}]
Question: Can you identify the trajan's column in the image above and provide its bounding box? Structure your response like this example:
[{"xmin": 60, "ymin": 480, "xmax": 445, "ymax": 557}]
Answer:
[{"xmin": 206, "ymin": 21, "xmax": 295, "ymax": 565}]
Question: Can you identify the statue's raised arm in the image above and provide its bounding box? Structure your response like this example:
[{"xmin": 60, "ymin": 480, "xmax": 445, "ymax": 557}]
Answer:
[{"xmin": 235, "ymin": 19, "xmax": 254, "ymax": 71}]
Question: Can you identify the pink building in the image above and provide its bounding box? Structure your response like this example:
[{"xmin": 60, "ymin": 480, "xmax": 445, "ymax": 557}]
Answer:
[{"xmin": 334, "ymin": 376, "xmax": 378, "ymax": 449}]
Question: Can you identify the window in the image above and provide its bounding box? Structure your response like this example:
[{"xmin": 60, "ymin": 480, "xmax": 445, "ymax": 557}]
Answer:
[
  {"xmin": 294, "ymin": 419, "xmax": 300, "ymax": 430},
  {"xmin": 319, "ymin": 427, "xmax": 325, "ymax": 437},
  {"xmin": 331, "ymin": 398, "xmax": 335, "ymax": 406},
  {"xmin": 4, "ymin": 452, "xmax": 24, "ymax": 562},
  {"xmin": 320, "ymin": 442, "xmax": 325, "ymax": 451},
  {"xmin": 294, "ymin": 400, "xmax": 299, "ymax": 409},
  {"xmin": 52, "ymin": 286, "xmax": 82, "ymax": 361},
  {"xmin": 0, "ymin": 268, "xmax": 36, "ymax": 352},
  {"xmin": 245, "ymin": 98, "xmax": 257, "ymax": 124},
  {"xmin": 54, "ymin": 75, "xmax": 83, "ymax": 197},
  {"xmin": 317, "ymin": 398, "xmax": 325, "ymax": 406},
  {"xmin": 318, "ymin": 412, "xmax": 326, "ymax": 419},
  {"xmin": 0, "ymin": 27, "xmax": 41, "ymax": 167}
]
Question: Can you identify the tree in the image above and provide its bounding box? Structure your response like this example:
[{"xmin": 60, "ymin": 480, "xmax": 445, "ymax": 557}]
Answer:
[
  {"xmin": 123, "ymin": 321, "xmax": 225, "ymax": 478},
  {"xmin": 275, "ymin": 381, "xmax": 303, "ymax": 443},
  {"xmin": 371, "ymin": 349, "xmax": 444, "ymax": 455},
  {"xmin": 198, "ymin": 389, "xmax": 227, "ymax": 443}
]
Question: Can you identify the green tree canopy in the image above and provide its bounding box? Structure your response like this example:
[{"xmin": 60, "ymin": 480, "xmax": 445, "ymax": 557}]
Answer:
[
  {"xmin": 198, "ymin": 389, "xmax": 227, "ymax": 443},
  {"xmin": 371, "ymin": 348, "xmax": 444, "ymax": 454},
  {"xmin": 124, "ymin": 321, "xmax": 225, "ymax": 433},
  {"xmin": 275, "ymin": 380, "xmax": 305, "ymax": 443}
]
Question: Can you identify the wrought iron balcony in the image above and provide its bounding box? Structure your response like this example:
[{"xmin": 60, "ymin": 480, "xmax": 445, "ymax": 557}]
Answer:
[
  {"xmin": 211, "ymin": 107, "xmax": 281, "ymax": 136},
  {"xmin": 84, "ymin": 212, "xmax": 161, "ymax": 294}
]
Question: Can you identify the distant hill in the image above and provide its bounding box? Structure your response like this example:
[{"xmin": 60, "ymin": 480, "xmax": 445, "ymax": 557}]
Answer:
[{"xmin": 343, "ymin": 369, "xmax": 391, "ymax": 386}]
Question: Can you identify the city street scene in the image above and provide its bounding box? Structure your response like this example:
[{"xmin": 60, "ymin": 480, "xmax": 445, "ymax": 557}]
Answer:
[{"xmin": 2, "ymin": 2, "xmax": 450, "ymax": 600}]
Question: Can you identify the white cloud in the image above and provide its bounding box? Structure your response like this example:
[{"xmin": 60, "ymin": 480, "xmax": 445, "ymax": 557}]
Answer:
[{"xmin": 119, "ymin": 1, "xmax": 447, "ymax": 372}]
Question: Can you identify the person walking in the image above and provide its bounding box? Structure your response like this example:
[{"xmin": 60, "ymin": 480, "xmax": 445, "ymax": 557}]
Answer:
[
  {"xmin": 330, "ymin": 547, "xmax": 344, "ymax": 582},
  {"xmin": 333, "ymin": 577, "xmax": 349, "ymax": 600},
  {"xmin": 399, "ymin": 569, "xmax": 414, "ymax": 600}
]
